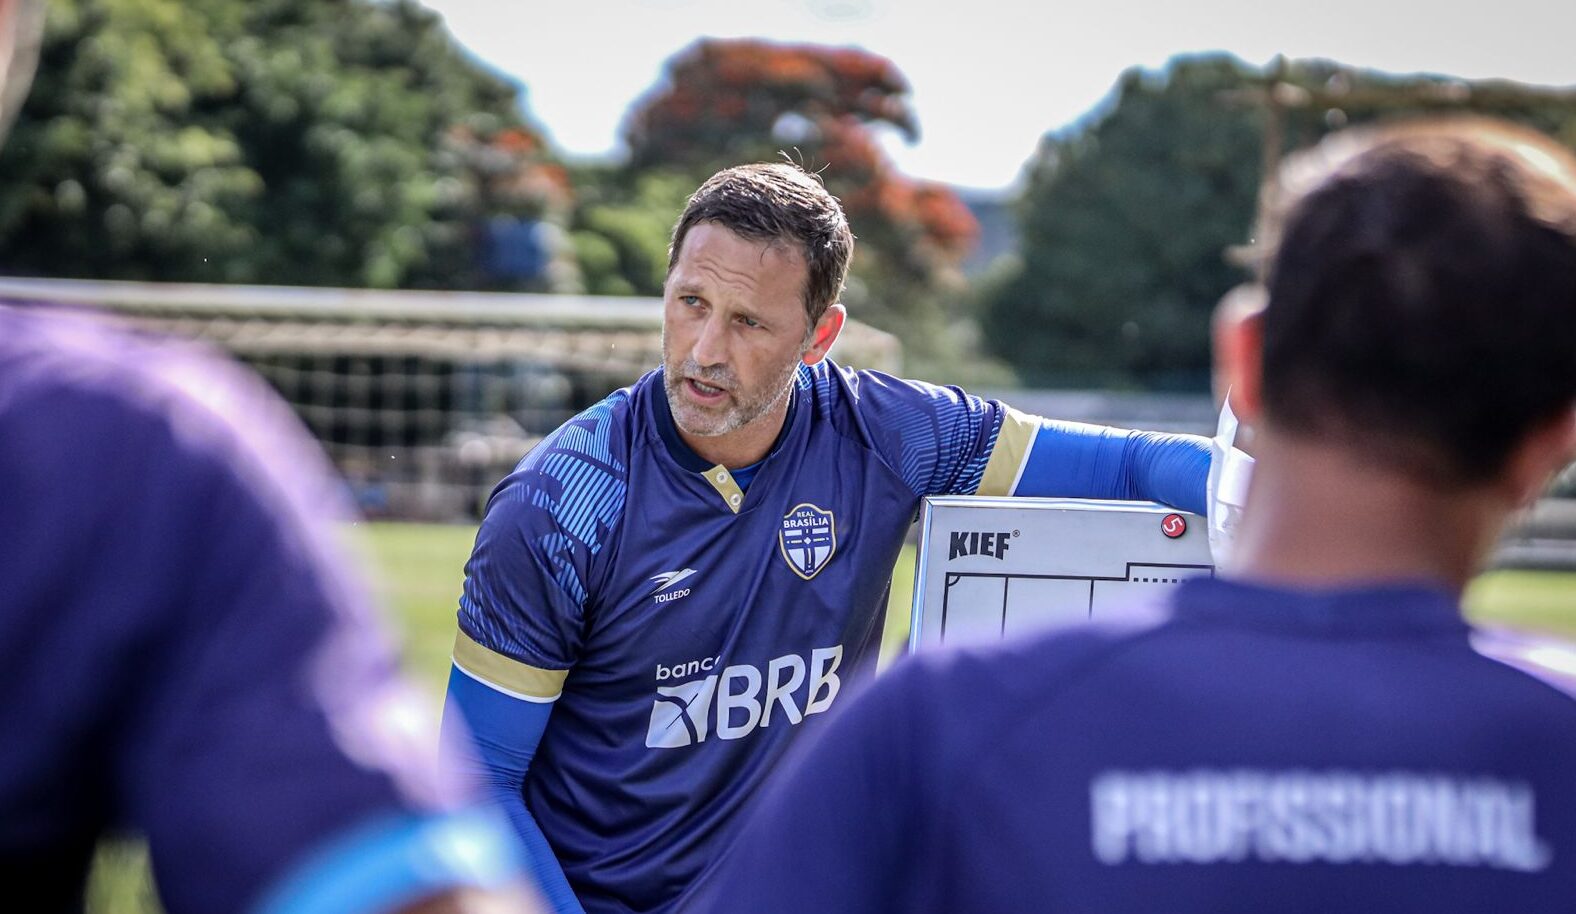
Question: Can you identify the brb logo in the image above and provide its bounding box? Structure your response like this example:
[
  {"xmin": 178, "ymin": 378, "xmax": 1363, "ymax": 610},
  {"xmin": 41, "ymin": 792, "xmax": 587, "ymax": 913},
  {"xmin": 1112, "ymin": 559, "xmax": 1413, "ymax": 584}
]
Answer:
[
  {"xmin": 949, "ymin": 529, "xmax": 1015, "ymax": 560},
  {"xmin": 644, "ymin": 645, "xmax": 843, "ymax": 749}
]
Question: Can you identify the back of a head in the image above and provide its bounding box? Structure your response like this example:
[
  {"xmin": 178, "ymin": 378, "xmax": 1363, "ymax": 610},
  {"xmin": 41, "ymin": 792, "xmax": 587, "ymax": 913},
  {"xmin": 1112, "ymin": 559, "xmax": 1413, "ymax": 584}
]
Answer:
[{"xmin": 1261, "ymin": 118, "xmax": 1576, "ymax": 485}]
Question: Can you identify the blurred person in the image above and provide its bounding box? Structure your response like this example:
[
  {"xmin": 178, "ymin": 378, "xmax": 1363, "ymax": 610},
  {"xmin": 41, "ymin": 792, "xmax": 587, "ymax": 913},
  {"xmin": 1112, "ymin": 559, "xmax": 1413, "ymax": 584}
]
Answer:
[
  {"xmin": 0, "ymin": 3, "xmax": 539, "ymax": 912},
  {"xmin": 697, "ymin": 117, "xmax": 1576, "ymax": 912},
  {"xmin": 0, "ymin": 306, "xmax": 540, "ymax": 914},
  {"xmin": 443, "ymin": 161, "xmax": 1233, "ymax": 913}
]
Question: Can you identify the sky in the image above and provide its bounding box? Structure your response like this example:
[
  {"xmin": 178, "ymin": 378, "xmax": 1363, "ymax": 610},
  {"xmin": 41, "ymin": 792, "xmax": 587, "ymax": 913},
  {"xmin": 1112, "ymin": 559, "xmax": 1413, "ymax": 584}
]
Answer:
[{"xmin": 418, "ymin": 0, "xmax": 1576, "ymax": 193}]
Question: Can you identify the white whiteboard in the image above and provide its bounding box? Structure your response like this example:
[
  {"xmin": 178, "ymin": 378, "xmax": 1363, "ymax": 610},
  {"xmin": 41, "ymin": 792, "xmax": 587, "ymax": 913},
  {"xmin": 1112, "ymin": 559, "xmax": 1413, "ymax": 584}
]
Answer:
[{"xmin": 908, "ymin": 497, "xmax": 1213, "ymax": 652}]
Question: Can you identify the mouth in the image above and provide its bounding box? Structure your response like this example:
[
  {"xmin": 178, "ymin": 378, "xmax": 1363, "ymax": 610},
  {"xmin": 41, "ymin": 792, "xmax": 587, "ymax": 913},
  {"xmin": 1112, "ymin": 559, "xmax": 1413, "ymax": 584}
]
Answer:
[{"xmin": 685, "ymin": 377, "xmax": 729, "ymax": 401}]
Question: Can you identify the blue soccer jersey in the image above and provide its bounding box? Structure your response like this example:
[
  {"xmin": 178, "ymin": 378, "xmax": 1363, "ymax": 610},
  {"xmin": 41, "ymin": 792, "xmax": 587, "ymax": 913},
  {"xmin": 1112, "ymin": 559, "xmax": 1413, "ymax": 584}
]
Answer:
[
  {"xmin": 0, "ymin": 306, "xmax": 522, "ymax": 914},
  {"xmin": 700, "ymin": 576, "xmax": 1576, "ymax": 913},
  {"xmin": 450, "ymin": 360, "xmax": 1212, "ymax": 913}
]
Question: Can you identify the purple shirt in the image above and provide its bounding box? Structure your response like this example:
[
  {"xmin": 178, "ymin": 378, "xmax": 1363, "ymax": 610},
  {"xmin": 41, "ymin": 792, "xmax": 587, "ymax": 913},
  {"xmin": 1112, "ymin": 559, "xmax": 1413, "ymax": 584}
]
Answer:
[
  {"xmin": 0, "ymin": 305, "xmax": 517, "ymax": 914},
  {"xmin": 698, "ymin": 576, "xmax": 1576, "ymax": 913}
]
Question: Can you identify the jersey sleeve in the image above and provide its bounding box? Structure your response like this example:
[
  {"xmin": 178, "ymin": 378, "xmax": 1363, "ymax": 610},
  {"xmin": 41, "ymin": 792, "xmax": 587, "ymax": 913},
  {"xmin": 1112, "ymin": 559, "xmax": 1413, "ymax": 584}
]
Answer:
[
  {"xmin": 847, "ymin": 370, "xmax": 1007, "ymax": 498},
  {"xmin": 845, "ymin": 369, "xmax": 1209, "ymax": 512},
  {"xmin": 454, "ymin": 413, "xmax": 628, "ymax": 696},
  {"xmin": 977, "ymin": 408, "xmax": 1212, "ymax": 513},
  {"xmin": 99, "ymin": 352, "xmax": 521, "ymax": 914}
]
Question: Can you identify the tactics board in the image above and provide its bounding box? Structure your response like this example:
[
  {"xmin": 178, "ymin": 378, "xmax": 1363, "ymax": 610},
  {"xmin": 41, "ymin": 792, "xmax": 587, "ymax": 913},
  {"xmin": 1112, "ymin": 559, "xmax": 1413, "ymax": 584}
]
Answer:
[{"xmin": 908, "ymin": 497, "xmax": 1213, "ymax": 652}]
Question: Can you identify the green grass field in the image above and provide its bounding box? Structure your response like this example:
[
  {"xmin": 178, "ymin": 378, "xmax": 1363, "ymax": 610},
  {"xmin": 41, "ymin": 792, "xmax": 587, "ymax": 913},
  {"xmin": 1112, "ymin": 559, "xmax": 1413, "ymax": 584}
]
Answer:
[
  {"xmin": 356, "ymin": 521, "xmax": 1576, "ymax": 690},
  {"xmin": 86, "ymin": 522, "xmax": 1576, "ymax": 914}
]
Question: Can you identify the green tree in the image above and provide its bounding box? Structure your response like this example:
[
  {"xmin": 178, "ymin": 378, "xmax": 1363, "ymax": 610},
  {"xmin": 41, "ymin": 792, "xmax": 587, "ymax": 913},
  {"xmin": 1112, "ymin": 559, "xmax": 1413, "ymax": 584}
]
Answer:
[
  {"xmin": 982, "ymin": 56, "xmax": 1268, "ymax": 390},
  {"xmin": 0, "ymin": 0, "xmax": 566, "ymax": 289},
  {"xmin": 567, "ymin": 165, "xmax": 695, "ymax": 297},
  {"xmin": 983, "ymin": 53, "xmax": 1576, "ymax": 390}
]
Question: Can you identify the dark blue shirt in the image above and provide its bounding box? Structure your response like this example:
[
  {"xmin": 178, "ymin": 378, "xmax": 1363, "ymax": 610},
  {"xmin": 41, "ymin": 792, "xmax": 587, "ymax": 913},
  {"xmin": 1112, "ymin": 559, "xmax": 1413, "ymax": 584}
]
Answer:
[
  {"xmin": 701, "ymin": 576, "xmax": 1576, "ymax": 913},
  {"xmin": 452, "ymin": 360, "xmax": 1212, "ymax": 914},
  {"xmin": 0, "ymin": 306, "xmax": 521, "ymax": 914}
]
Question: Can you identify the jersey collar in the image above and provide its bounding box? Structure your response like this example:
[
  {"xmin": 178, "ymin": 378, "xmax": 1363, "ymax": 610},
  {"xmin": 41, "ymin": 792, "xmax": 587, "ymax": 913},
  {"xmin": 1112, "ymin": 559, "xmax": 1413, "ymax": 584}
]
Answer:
[{"xmin": 650, "ymin": 367, "xmax": 802, "ymax": 514}]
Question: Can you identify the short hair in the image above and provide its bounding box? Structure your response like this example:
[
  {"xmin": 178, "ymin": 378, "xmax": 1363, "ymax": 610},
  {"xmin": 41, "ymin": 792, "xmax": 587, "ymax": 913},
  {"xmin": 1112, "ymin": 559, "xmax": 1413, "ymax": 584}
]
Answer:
[
  {"xmin": 1259, "ymin": 117, "xmax": 1576, "ymax": 484},
  {"xmin": 669, "ymin": 163, "xmax": 854, "ymax": 329}
]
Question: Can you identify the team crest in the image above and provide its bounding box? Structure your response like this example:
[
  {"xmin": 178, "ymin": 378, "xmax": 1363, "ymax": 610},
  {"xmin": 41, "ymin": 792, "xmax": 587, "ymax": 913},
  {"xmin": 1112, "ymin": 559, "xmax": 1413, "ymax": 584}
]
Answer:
[{"xmin": 779, "ymin": 503, "xmax": 837, "ymax": 580}]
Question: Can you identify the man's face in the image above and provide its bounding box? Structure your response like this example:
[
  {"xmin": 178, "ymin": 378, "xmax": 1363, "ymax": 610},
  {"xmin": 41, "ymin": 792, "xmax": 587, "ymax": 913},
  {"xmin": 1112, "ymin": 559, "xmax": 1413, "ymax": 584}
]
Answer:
[{"xmin": 662, "ymin": 222, "xmax": 812, "ymax": 442}]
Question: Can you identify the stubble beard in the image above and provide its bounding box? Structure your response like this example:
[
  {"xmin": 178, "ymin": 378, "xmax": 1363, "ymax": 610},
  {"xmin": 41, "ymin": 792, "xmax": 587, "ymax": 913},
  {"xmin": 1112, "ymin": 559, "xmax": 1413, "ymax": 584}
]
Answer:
[{"xmin": 663, "ymin": 352, "xmax": 800, "ymax": 439}]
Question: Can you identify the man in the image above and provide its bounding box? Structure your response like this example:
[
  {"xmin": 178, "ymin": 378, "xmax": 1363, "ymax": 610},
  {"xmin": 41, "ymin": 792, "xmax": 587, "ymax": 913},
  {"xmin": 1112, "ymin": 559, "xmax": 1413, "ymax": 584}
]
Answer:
[
  {"xmin": 443, "ymin": 161, "xmax": 1219, "ymax": 913},
  {"xmin": 700, "ymin": 118, "xmax": 1576, "ymax": 912},
  {"xmin": 0, "ymin": 3, "xmax": 536, "ymax": 911},
  {"xmin": 0, "ymin": 307, "xmax": 538, "ymax": 914}
]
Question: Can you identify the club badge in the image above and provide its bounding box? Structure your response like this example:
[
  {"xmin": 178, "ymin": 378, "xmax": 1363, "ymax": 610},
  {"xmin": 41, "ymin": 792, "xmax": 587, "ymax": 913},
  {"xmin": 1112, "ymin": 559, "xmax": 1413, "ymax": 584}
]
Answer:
[{"xmin": 779, "ymin": 503, "xmax": 837, "ymax": 580}]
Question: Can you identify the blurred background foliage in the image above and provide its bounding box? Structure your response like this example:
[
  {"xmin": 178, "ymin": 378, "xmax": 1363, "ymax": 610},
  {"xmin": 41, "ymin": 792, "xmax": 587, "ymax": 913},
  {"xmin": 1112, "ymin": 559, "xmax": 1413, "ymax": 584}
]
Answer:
[
  {"xmin": 980, "ymin": 55, "xmax": 1576, "ymax": 390},
  {"xmin": 4, "ymin": 0, "xmax": 1576, "ymax": 390},
  {"xmin": 0, "ymin": 0, "xmax": 572, "ymax": 290}
]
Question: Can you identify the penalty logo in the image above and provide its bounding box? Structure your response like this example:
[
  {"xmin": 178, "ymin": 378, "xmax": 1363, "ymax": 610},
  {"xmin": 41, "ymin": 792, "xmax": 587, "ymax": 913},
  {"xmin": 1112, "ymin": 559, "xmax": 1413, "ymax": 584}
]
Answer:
[{"xmin": 779, "ymin": 503, "xmax": 836, "ymax": 580}]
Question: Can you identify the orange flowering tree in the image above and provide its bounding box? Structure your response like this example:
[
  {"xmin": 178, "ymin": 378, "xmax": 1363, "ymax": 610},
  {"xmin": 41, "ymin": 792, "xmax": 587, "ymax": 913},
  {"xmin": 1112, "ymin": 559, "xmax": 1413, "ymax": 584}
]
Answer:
[{"xmin": 619, "ymin": 39, "xmax": 980, "ymax": 365}]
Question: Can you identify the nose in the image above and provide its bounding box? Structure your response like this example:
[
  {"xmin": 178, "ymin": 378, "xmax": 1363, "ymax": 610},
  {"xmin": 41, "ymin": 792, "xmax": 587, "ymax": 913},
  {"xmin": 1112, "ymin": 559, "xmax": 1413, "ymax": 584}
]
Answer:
[{"xmin": 690, "ymin": 311, "xmax": 729, "ymax": 369}]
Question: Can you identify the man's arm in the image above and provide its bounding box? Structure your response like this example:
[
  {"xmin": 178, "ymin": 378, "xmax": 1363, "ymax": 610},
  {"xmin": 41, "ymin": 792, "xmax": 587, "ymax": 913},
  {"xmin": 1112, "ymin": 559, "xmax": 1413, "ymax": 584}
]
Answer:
[
  {"xmin": 979, "ymin": 409, "xmax": 1211, "ymax": 513},
  {"xmin": 443, "ymin": 431, "xmax": 625, "ymax": 914},
  {"xmin": 442, "ymin": 657, "xmax": 585, "ymax": 914},
  {"xmin": 845, "ymin": 371, "xmax": 1210, "ymax": 513}
]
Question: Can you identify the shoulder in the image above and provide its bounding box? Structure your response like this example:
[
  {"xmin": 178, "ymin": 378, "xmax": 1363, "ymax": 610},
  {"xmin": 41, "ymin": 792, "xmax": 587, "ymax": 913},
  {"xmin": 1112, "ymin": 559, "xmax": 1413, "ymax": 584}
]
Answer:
[
  {"xmin": 1469, "ymin": 625, "xmax": 1576, "ymax": 705},
  {"xmin": 2, "ymin": 306, "xmax": 266, "ymax": 449},
  {"xmin": 0, "ymin": 305, "xmax": 345, "ymax": 524},
  {"xmin": 801, "ymin": 360, "xmax": 983, "ymax": 413},
  {"xmin": 481, "ymin": 373, "xmax": 647, "ymax": 552},
  {"xmin": 801, "ymin": 360, "xmax": 1001, "ymax": 447},
  {"xmin": 518, "ymin": 374, "xmax": 644, "ymax": 476},
  {"xmin": 502, "ymin": 375, "xmax": 643, "ymax": 493}
]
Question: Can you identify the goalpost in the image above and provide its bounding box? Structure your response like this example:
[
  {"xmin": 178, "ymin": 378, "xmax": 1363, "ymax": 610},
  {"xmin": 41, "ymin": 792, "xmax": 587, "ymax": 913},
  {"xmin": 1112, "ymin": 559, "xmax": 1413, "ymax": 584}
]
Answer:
[{"xmin": 0, "ymin": 277, "xmax": 903, "ymax": 521}]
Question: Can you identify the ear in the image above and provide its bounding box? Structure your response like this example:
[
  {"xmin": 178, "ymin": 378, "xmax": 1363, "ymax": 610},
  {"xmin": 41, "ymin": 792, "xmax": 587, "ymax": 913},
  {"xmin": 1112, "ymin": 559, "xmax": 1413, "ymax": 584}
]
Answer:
[
  {"xmin": 1212, "ymin": 285, "xmax": 1266, "ymax": 425},
  {"xmin": 801, "ymin": 304, "xmax": 846, "ymax": 366},
  {"xmin": 1503, "ymin": 408, "xmax": 1576, "ymax": 507}
]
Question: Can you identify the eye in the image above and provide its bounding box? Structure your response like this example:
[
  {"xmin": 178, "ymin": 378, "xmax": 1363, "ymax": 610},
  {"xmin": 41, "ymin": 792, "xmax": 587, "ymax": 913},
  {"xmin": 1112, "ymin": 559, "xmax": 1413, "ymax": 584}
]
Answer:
[
  {"xmin": 737, "ymin": 314, "xmax": 761, "ymax": 329},
  {"xmin": 679, "ymin": 294, "xmax": 701, "ymax": 307}
]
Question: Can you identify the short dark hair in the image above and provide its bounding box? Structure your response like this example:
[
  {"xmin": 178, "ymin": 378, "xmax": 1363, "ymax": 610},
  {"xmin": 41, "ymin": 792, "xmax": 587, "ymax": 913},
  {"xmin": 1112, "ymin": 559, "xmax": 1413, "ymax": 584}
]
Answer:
[
  {"xmin": 669, "ymin": 163, "xmax": 854, "ymax": 329},
  {"xmin": 1260, "ymin": 118, "xmax": 1576, "ymax": 484}
]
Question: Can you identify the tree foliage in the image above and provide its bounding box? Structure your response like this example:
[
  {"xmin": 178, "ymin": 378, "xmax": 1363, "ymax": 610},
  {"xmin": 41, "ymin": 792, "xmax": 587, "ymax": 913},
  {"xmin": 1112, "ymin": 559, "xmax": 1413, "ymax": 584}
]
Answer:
[
  {"xmin": 567, "ymin": 165, "xmax": 695, "ymax": 297},
  {"xmin": 624, "ymin": 38, "xmax": 919, "ymax": 171},
  {"xmin": 982, "ymin": 54, "xmax": 1576, "ymax": 390},
  {"xmin": 0, "ymin": 0, "xmax": 569, "ymax": 289},
  {"xmin": 617, "ymin": 39, "xmax": 982, "ymax": 370},
  {"xmin": 982, "ymin": 56, "xmax": 1267, "ymax": 389}
]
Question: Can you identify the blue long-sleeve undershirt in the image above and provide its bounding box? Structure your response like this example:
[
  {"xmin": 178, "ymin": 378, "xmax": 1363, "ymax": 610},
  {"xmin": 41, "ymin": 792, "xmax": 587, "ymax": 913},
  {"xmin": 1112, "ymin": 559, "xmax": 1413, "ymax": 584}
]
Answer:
[
  {"xmin": 1012, "ymin": 419, "xmax": 1210, "ymax": 515},
  {"xmin": 442, "ymin": 667, "xmax": 586, "ymax": 914}
]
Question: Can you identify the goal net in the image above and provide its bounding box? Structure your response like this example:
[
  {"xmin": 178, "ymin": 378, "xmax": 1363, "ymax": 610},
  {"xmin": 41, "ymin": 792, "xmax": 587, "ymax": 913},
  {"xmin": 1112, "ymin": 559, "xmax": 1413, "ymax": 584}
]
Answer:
[{"xmin": 0, "ymin": 277, "xmax": 902, "ymax": 520}]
